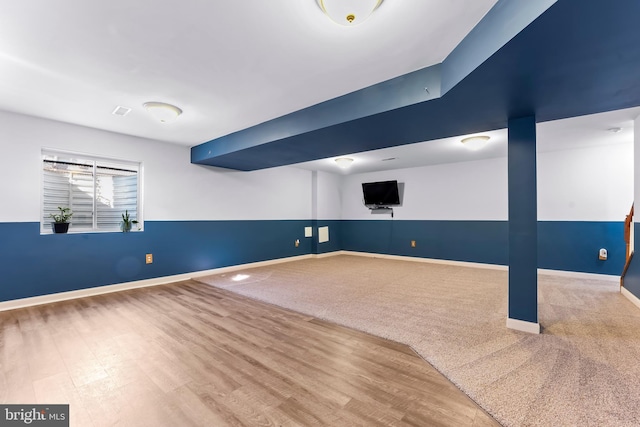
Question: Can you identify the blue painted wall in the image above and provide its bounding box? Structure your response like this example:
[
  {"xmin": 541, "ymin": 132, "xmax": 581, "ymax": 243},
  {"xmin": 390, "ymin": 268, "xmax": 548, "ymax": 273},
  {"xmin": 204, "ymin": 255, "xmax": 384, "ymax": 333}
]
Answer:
[
  {"xmin": 0, "ymin": 219, "xmax": 624, "ymax": 303},
  {"xmin": 538, "ymin": 221, "xmax": 625, "ymax": 275},
  {"xmin": 0, "ymin": 220, "xmax": 311, "ymax": 302},
  {"xmin": 340, "ymin": 220, "xmax": 624, "ymax": 276},
  {"xmin": 341, "ymin": 220, "xmax": 508, "ymax": 265}
]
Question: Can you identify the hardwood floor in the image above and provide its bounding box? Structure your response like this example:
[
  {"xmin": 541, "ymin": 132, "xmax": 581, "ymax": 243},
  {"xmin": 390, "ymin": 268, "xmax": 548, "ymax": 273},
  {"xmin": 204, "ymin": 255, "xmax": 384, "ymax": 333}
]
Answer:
[{"xmin": 0, "ymin": 280, "xmax": 500, "ymax": 426}]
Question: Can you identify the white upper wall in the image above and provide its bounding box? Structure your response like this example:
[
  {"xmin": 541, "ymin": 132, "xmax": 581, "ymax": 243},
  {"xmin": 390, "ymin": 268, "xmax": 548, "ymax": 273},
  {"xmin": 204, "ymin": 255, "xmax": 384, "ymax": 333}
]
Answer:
[
  {"xmin": 341, "ymin": 140, "xmax": 633, "ymax": 222},
  {"xmin": 2, "ymin": 109, "xmax": 632, "ymax": 224},
  {"xmin": 315, "ymin": 171, "xmax": 343, "ymax": 220},
  {"xmin": 341, "ymin": 157, "xmax": 509, "ymax": 220},
  {"xmin": 538, "ymin": 142, "xmax": 633, "ymax": 221},
  {"xmin": 0, "ymin": 111, "xmax": 312, "ymax": 222}
]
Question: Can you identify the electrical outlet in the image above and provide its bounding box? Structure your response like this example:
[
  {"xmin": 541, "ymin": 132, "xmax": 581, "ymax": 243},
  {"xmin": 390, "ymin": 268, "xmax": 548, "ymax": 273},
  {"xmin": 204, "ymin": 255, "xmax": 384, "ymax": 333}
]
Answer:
[
  {"xmin": 295, "ymin": 239, "xmax": 300, "ymax": 247},
  {"xmin": 411, "ymin": 240, "xmax": 416, "ymax": 248},
  {"xmin": 598, "ymin": 248, "xmax": 607, "ymax": 260},
  {"xmin": 146, "ymin": 253, "xmax": 153, "ymax": 264}
]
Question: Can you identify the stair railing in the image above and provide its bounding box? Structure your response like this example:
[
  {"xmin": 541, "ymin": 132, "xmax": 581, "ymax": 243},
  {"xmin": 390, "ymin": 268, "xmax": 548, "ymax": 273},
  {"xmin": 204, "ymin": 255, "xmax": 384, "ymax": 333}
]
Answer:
[{"xmin": 622, "ymin": 203, "xmax": 634, "ymax": 287}]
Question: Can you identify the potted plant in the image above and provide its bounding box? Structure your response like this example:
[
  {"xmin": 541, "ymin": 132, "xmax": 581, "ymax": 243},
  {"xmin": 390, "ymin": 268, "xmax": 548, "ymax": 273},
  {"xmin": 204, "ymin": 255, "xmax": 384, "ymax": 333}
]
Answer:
[
  {"xmin": 50, "ymin": 206, "xmax": 73, "ymax": 234},
  {"xmin": 121, "ymin": 210, "xmax": 138, "ymax": 232}
]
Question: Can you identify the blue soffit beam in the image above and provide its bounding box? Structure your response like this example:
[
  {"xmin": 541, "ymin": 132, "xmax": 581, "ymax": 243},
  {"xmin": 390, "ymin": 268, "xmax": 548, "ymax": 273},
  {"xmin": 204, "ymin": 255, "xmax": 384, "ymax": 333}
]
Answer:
[
  {"xmin": 192, "ymin": 0, "xmax": 640, "ymax": 171},
  {"xmin": 191, "ymin": 64, "xmax": 442, "ymax": 165}
]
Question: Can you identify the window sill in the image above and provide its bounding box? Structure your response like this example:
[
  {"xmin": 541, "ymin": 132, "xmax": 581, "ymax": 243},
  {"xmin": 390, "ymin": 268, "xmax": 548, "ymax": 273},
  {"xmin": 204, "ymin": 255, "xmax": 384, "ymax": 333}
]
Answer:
[{"xmin": 40, "ymin": 227, "xmax": 144, "ymax": 236}]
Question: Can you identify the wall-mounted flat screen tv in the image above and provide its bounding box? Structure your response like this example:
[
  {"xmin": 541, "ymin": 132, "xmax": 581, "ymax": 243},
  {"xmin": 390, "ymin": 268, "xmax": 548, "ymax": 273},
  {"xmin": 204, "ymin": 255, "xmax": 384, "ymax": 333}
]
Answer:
[{"xmin": 362, "ymin": 180, "xmax": 400, "ymax": 206}]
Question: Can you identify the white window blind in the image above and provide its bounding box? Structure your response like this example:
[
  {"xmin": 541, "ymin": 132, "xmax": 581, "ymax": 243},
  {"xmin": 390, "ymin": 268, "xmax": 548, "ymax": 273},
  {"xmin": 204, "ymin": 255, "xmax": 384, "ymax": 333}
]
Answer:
[{"xmin": 41, "ymin": 150, "xmax": 141, "ymax": 234}]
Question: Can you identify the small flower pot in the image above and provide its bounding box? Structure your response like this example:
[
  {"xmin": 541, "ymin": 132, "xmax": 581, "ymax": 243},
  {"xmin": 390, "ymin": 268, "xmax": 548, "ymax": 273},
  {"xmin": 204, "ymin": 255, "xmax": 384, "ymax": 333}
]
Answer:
[{"xmin": 52, "ymin": 222, "xmax": 70, "ymax": 234}]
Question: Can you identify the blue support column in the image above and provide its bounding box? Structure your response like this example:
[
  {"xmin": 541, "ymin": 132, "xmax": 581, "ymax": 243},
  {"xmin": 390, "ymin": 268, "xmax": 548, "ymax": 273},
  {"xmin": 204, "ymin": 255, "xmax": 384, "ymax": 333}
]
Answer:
[{"xmin": 507, "ymin": 116, "xmax": 540, "ymax": 334}]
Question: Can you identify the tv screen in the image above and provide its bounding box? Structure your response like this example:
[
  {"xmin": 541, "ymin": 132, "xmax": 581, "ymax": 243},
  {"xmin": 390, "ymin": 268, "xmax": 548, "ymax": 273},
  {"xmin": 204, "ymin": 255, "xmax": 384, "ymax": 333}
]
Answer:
[{"xmin": 362, "ymin": 180, "xmax": 400, "ymax": 206}]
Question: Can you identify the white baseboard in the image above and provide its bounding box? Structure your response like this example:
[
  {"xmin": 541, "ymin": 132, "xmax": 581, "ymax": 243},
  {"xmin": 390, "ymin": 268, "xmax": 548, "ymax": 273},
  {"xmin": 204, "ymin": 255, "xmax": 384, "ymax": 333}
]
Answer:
[
  {"xmin": 537, "ymin": 268, "xmax": 619, "ymax": 282},
  {"xmin": 621, "ymin": 287, "xmax": 640, "ymax": 311},
  {"xmin": 506, "ymin": 317, "xmax": 541, "ymax": 334},
  {"xmin": 312, "ymin": 251, "xmax": 344, "ymax": 259},
  {"xmin": 341, "ymin": 251, "xmax": 508, "ymax": 271},
  {"xmin": 0, "ymin": 254, "xmax": 314, "ymax": 312}
]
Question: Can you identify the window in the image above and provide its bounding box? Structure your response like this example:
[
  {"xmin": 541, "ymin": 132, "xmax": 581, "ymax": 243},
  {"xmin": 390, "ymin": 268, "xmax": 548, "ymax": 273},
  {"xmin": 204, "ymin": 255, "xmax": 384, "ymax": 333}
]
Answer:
[{"xmin": 41, "ymin": 149, "xmax": 142, "ymax": 234}]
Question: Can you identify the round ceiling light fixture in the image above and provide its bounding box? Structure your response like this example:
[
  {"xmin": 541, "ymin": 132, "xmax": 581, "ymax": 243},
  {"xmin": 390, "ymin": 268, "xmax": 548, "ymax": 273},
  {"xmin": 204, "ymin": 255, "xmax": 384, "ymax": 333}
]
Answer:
[
  {"xmin": 318, "ymin": 0, "xmax": 383, "ymax": 26},
  {"xmin": 143, "ymin": 102, "xmax": 182, "ymax": 123},
  {"xmin": 335, "ymin": 157, "xmax": 354, "ymax": 168},
  {"xmin": 461, "ymin": 135, "xmax": 490, "ymax": 151}
]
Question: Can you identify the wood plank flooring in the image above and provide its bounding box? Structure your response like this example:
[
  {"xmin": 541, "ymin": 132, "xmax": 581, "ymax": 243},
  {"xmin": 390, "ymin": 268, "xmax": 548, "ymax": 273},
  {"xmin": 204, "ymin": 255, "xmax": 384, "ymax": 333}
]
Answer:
[{"xmin": 0, "ymin": 280, "xmax": 500, "ymax": 426}]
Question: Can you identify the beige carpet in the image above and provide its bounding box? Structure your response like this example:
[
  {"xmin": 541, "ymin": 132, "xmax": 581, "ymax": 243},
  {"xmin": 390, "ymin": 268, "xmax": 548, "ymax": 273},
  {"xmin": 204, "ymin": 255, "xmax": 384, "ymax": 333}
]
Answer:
[{"xmin": 196, "ymin": 255, "xmax": 640, "ymax": 427}]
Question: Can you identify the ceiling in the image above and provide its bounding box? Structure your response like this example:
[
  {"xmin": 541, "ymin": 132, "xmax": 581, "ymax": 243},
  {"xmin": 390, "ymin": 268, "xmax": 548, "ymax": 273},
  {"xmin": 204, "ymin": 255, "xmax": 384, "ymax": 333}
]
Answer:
[
  {"xmin": 4, "ymin": 0, "xmax": 639, "ymax": 176},
  {"xmin": 0, "ymin": 0, "xmax": 496, "ymax": 146}
]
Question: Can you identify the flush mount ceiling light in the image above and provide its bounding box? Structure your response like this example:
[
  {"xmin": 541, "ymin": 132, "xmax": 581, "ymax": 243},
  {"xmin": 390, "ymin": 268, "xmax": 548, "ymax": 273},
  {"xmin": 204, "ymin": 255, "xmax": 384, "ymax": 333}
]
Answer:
[
  {"xmin": 461, "ymin": 135, "xmax": 490, "ymax": 151},
  {"xmin": 318, "ymin": 0, "xmax": 383, "ymax": 26},
  {"xmin": 143, "ymin": 102, "xmax": 182, "ymax": 123},
  {"xmin": 335, "ymin": 157, "xmax": 354, "ymax": 168}
]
